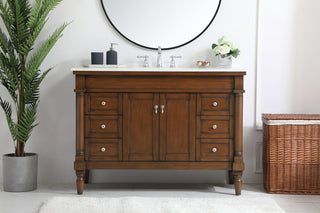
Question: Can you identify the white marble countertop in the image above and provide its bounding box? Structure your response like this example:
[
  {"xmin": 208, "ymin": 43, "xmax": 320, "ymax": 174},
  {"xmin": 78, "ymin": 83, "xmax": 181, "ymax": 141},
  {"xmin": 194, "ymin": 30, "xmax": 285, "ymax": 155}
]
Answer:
[{"xmin": 72, "ymin": 65, "xmax": 245, "ymax": 72}]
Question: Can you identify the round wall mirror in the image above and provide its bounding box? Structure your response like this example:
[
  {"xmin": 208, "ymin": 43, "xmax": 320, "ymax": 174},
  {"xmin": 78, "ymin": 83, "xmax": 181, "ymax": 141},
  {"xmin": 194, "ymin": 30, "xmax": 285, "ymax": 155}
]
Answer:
[{"xmin": 101, "ymin": 0, "xmax": 222, "ymax": 50}]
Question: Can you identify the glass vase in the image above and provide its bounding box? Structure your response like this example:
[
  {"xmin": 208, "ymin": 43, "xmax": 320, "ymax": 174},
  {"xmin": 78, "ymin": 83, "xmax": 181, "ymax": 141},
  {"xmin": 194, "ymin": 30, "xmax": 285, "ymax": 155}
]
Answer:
[{"xmin": 218, "ymin": 55, "xmax": 232, "ymax": 67}]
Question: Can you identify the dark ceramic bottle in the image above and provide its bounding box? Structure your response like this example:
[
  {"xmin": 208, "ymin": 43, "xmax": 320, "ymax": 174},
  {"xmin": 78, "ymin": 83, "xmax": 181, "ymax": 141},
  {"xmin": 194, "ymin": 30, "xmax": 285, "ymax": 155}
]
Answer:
[{"xmin": 107, "ymin": 43, "xmax": 118, "ymax": 65}]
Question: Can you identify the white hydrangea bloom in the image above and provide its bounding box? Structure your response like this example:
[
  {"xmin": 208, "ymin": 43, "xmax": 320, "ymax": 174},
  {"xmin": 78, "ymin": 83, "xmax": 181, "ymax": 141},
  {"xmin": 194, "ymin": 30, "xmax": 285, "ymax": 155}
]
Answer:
[
  {"xmin": 219, "ymin": 45, "xmax": 231, "ymax": 55},
  {"xmin": 230, "ymin": 42, "xmax": 238, "ymax": 50},
  {"xmin": 218, "ymin": 36, "xmax": 226, "ymax": 45},
  {"xmin": 213, "ymin": 46, "xmax": 220, "ymax": 55},
  {"xmin": 212, "ymin": 36, "xmax": 239, "ymax": 58}
]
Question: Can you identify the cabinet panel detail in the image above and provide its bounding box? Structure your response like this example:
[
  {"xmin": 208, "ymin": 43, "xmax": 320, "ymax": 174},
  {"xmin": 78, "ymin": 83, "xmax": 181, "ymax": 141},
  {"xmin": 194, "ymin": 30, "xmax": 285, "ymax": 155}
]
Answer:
[
  {"xmin": 160, "ymin": 94, "xmax": 196, "ymax": 161},
  {"xmin": 197, "ymin": 116, "xmax": 233, "ymax": 139},
  {"xmin": 197, "ymin": 94, "xmax": 233, "ymax": 116},
  {"xmin": 196, "ymin": 139, "xmax": 233, "ymax": 161},
  {"xmin": 85, "ymin": 139, "xmax": 122, "ymax": 161},
  {"xmin": 85, "ymin": 116, "xmax": 122, "ymax": 138},
  {"xmin": 85, "ymin": 93, "xmax": 122, "ymax": 115},
  {"xmin": 84, "ymin": 76, "xmax": 235, "ymax": 92},
  {"xmin": 123, "ymin": 93, "xmax": 159, "ymax": 161}
]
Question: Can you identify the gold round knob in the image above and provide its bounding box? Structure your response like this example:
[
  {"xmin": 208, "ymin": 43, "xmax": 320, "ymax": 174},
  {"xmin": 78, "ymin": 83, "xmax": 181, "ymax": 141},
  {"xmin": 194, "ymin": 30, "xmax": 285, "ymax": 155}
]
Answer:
[
  {"xmin": 212, "ymin": 148, "xmax": 217, "ymax": 153},
  {"xmin": 212, "ymin": 102, "xmax": 218, "ymax": 107},
  {"xmin": 101, "ymin": 147, "xmax": 106, "ymax": 152},
  {"xmin": 212, "ymin": 125, "xmax": 217, "ymax": 130},
  {"xmin": 101, "ymin": 101, "xmax": 106, "ymax": 106},
  {"xmin": 101, "ymin": 124, "xmax": 106, "ymax": 129}
]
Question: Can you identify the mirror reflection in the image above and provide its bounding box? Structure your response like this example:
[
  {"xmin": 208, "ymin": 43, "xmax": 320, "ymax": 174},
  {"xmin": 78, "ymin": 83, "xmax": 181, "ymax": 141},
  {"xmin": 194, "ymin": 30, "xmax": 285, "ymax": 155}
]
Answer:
[{"xmin": 101, "ymin": 0, "xmax": 221, "ymax": 50}]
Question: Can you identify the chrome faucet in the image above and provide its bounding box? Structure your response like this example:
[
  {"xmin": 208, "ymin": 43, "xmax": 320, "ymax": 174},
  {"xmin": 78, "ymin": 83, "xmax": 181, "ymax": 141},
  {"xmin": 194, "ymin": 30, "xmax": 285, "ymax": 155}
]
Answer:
[
  {"xmin": 170, "ymin": 55, "xmax": 182, "ymax": 67},
  {"xmin": 137, "ymin": 55, "xmax": 149, "ymax": 67},
  {"xmin": 156, "ymin": 46, "xmax": 162, "ymax": 67}
]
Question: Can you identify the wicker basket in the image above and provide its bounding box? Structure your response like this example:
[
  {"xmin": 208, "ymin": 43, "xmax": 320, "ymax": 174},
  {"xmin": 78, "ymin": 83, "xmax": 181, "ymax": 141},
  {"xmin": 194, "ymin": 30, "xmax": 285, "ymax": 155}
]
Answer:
[{"xmin": 262, "ymin": 114, "xmax": 320, "ymax": 194}]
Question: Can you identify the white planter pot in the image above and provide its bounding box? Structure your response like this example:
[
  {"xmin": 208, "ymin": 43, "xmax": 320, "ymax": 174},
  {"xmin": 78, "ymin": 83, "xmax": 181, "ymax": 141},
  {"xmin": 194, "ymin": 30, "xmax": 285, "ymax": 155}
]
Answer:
[
  {"xmin": 218, "ymin": 55, "xmax": 232, "ymax": 67},
  {"xmin": 3, "ymin": 153, "xmax": 38, "ymax": 192}
]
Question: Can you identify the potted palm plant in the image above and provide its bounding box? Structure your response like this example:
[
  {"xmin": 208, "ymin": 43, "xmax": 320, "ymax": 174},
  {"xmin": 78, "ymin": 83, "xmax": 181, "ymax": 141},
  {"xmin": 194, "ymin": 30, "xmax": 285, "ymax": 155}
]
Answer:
[{"xmin": 0, "ymin": 0, "xmax": 67, "ymax": 191}]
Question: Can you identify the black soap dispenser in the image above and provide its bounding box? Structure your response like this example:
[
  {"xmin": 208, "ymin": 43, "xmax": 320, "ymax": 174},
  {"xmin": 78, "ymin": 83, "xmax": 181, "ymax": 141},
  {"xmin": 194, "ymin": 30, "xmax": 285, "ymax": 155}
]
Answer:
[{"xmin": 107, "ymin": 43, "xmax": 118, "ymax": 65}]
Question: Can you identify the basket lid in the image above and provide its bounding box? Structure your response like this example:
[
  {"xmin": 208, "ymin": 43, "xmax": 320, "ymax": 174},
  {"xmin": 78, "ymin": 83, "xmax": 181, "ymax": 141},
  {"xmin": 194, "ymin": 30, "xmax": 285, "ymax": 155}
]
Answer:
[
  {"xmin": 262, "ymin": 114, "xmax": 320, "ymax": 125},
  {"xmin": 262, "ymin": 114, "xmax": 320, "ymax": 120}
]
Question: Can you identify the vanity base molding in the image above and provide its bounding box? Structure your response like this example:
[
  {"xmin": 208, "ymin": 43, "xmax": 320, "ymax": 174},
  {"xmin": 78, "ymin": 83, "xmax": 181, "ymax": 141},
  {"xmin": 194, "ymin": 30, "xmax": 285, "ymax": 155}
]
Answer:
[{"xmin": 73, "ymin": 70, "xmax": 246, "ymax": 195}]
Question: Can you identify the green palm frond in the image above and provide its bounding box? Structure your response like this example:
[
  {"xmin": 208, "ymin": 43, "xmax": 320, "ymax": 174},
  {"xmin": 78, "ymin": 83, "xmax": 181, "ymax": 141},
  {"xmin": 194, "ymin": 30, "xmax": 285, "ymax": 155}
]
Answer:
[
  {"xmin": 27, "ymin": 0, "xmax": 41, "ymax": 30},
  {"xmin": 0, "ymin": 0, "xmax": 67, "ymax": 156},
  {"xmin": 0, "ymin": 28, "xmax": 10, "ymax": 53},
  {"xmin": 24, "ymin": 67, "xmax": 51, "ymax": 105},
  {"xmin": 27, "ymin": 22, "xmax": 68, "ymax": 73},
  {"xmin": 26, "ymin": 0, "xmax": 63, "ymax": 51},
  {"xmin": 14, "ymin": 0, "xmax": 31, "ymax": 40},
  {"xmin": 23, "ymin": 69, "xmax": 40, "ymax": 104},
  {"xmin": 16, "ymin": 102, "xmax": 39, "ymax": 143},
  {"xmin": 0, "ymin": 1, "xmax": 16, "ymax": 46},
  {"xmin": 0, "ymin": 52, "xmax": 19, "ymax": 103},
  {"xmin": 0, "ymin": 97, "xmax": 17, "ymax": 142}
]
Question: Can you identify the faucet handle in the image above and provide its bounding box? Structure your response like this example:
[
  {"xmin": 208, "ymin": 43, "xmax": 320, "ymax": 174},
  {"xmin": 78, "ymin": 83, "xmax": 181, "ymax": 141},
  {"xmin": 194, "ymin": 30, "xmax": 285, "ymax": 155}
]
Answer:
[
  {"xmin": 170, "ymin": 56, "xmax": 182, "ymax": 68},
  {"xmin": 156, "ymin": 46, "xmax": 162, "ymax": 67},
  {"xmin": 137, "ymin": 55, "xmax": 149, "ymax": 67}
]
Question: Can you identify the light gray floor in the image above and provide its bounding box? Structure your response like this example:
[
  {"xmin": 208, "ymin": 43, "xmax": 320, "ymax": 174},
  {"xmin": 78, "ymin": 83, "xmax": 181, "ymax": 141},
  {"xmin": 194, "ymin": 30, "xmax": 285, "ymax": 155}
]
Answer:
[{"xmin": 0, "ymin": 183, "xmax": 319, "ymax": 213}]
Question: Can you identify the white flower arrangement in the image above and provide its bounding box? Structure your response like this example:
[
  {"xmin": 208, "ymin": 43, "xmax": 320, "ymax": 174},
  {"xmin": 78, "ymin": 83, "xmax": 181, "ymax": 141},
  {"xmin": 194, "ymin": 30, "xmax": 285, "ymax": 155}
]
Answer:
[{"xmin": 212, "ymin": 36, "xmax": 240, "ymax": 58}]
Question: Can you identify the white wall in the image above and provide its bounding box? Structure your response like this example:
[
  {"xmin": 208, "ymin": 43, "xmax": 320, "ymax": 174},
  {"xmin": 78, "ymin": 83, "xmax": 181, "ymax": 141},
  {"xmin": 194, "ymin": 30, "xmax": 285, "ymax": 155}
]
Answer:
[
  {"xmin": 257, "ymin": 0, "xmax": 320, "ymax": 129},
  {"xmin": 0, "ymin": 0, "xmax": 319, "ymax": 186}
]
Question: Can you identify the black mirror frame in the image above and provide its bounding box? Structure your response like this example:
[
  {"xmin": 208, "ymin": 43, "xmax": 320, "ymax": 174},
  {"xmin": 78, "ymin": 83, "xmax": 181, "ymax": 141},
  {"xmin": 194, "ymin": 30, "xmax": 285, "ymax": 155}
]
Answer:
[{"xmin": 101, "ymin": 0, "xmax": 222, "ymax": 50}]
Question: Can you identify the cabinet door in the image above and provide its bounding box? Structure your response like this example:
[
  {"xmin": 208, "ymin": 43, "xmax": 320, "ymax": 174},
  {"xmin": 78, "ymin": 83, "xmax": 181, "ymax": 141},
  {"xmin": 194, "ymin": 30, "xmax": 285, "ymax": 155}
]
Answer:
[
  {"xmin": 123, "ymin": 93, "xmax": 159, "ymax": 161},
  {"xmin": 160, "ymin": 94, "xmax": 196, "ymax": 161}
]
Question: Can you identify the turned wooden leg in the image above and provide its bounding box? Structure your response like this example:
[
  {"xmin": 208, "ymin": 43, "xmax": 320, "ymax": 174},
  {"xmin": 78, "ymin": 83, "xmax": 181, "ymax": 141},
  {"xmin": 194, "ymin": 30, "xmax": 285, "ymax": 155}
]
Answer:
[
  {"xmin": 233, "ymin": 171, "xmax": 243, "ymax": 195},
  {"xmin": 228, "ymin": 170, "xmax": 234, "ymax": 184},
  {"xmin": 76, "ymin": 170, "xmax": 85, "ymax": 194},
  {"xmin": 84, "ymin": 169, "xmax": 90, "ymax": 184}
]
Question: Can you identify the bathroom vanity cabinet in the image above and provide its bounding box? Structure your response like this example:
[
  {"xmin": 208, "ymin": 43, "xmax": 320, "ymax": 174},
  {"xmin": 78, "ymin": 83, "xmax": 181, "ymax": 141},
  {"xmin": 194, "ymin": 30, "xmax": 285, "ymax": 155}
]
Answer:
[{"xmin": 73, "ymin": 69, "xmax": 246, "ymax": 195}]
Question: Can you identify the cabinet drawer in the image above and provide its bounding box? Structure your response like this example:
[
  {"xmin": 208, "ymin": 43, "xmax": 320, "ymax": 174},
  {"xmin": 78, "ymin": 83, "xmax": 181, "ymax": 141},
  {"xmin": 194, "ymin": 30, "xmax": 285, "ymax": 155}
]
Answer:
[
  {"xmin": 197, "ymin": 116, "xmax": 233, "ymax": 138},
  {"xmin": 85, "ymin": 93, "xmax": 122, "ymax": 115},
  {"xmin": 196, "ymin": 139, "xmax": 233, "ymax": 161},
  {"xmin": 197, "ymin": 94, "xmax": 233, "ymax": 116},
  {"xmin": 85, "ymin": 116, "xmax": 122, "ymax": 138},
  {"xmin": 85, "ymin": 139, "xmax": 122, "ymax": 161}
]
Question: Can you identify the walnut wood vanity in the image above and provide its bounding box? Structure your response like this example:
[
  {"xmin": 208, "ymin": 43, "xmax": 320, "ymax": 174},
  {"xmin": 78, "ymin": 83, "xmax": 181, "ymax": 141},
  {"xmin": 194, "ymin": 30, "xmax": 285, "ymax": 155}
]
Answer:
[{"xmin": 73, "ymin": 69, "xmax": 245, "ymax": 195}]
